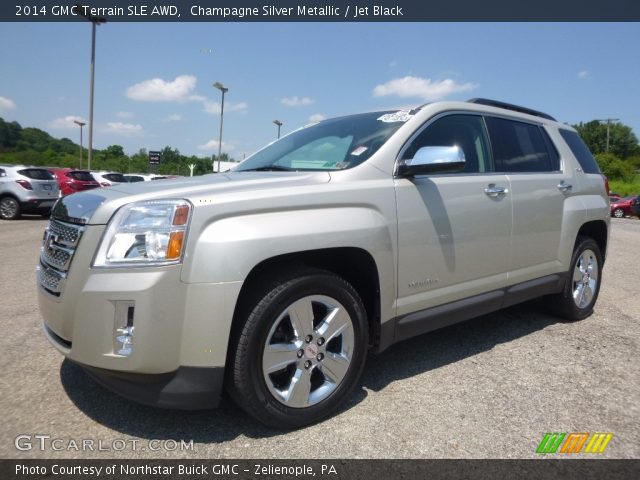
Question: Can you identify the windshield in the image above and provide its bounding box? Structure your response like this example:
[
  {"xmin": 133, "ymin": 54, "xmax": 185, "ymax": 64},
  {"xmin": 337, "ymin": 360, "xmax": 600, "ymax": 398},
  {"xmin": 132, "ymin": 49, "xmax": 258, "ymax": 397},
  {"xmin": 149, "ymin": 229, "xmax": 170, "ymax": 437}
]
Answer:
[{"xmin": 234, "ymin": 111, "xmax": 410, "ymax": 172}]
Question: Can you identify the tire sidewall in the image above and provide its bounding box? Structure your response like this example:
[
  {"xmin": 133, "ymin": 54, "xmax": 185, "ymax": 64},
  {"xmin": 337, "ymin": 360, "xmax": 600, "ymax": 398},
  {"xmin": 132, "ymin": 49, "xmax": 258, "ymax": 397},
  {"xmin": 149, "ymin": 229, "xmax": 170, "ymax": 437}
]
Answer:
[
  {"xmin": 562, "ymin": 238, "xmax": 603, "ymax": 319},
  {"xmin": 0, "ymin": 197, "xmax": 20, "ymax": 220},
  {"xmin": 240, "ymin": 273, "xmax": 368, "ymax": 427}
]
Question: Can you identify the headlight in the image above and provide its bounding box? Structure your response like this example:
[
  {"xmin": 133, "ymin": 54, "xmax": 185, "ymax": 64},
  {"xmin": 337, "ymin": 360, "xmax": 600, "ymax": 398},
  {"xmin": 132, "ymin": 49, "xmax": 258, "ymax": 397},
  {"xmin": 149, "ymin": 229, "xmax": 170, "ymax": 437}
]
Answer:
[{"xmin": 93, "ymin": 199, "xmax": 192, "ymax": 267}]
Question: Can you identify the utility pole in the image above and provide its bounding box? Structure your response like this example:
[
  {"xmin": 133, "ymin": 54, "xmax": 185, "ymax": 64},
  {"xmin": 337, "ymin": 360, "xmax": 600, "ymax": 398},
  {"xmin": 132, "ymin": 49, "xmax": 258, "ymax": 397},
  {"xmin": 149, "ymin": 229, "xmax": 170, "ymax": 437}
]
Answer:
[{"xmin": 596, "ymin": 118, "xmax": 620, "ymax": 153}]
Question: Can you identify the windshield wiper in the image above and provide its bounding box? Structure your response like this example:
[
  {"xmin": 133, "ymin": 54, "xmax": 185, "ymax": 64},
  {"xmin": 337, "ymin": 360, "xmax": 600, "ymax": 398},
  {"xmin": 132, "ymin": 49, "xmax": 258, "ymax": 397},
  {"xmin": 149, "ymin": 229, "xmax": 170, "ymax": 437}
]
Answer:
[{"xmin": 239, "ymin": 166, "xmax": 294, "ymax": 172}]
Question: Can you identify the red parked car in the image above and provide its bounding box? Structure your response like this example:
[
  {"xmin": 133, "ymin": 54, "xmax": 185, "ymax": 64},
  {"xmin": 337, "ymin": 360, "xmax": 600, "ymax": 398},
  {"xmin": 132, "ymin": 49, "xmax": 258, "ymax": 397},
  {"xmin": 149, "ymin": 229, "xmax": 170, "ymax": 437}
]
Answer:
[
  {"xmin": 48, "ymin": 168, "xmax": 100, "ymax": 196},
  {"xmin": 609, "ymin": 195, "xmax": 638, "ymax": 218}
]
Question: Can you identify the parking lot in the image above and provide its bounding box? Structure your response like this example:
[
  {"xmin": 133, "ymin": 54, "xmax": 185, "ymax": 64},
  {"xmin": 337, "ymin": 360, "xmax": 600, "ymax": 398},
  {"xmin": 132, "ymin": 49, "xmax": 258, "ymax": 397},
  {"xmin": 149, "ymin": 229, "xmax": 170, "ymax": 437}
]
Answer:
[{"xmin": 1, "ymin": 217, "xmax": 638, "ymax": 459}]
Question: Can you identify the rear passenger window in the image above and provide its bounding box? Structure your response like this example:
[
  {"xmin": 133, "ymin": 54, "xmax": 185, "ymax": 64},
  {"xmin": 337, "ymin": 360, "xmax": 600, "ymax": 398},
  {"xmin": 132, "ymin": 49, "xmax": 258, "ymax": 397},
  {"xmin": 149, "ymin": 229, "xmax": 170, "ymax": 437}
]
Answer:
[
  {"xmin": 559, "ymin": 129, "xmax": 601, "ymax": 174},
  {"xmin": 485, "ymin": 117, "xmax": 558, "ymax": 173}
]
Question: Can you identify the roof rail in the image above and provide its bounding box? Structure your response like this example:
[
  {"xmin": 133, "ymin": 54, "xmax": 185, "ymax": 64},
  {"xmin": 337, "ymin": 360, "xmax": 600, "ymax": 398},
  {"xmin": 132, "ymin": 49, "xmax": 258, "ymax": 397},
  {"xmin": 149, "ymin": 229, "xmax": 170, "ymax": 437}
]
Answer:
[{"xmin": 467, "ymin": 98, "xmax": 556, "ymax": 121}]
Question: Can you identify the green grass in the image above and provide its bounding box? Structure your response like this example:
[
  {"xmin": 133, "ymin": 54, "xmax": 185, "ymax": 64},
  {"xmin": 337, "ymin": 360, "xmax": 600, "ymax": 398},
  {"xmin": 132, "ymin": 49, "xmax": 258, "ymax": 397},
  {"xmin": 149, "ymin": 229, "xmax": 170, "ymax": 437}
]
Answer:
[{"xmin": 609, "ymin": 176, "xmax": 640, "ymax": 197}]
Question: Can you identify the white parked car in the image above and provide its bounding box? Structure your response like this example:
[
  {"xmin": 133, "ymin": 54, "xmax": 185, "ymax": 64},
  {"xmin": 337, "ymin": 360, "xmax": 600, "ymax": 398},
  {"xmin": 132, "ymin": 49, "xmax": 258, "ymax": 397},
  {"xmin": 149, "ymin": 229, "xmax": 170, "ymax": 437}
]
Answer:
[{"xmin": 91, "ymin": 171, "xmax": 127, "ymax": 186}]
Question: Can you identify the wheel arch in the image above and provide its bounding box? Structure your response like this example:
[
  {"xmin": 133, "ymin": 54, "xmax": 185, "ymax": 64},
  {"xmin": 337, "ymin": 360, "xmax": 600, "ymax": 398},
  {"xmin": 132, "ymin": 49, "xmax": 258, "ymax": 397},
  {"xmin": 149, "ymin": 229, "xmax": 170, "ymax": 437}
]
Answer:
[
  {"xmin": 576, "ymin": 220, "xmax": 608, "ymax": 262},
  {"xmin": 228, "ymin": 247, "xmax": 382, "ymax": 357}
]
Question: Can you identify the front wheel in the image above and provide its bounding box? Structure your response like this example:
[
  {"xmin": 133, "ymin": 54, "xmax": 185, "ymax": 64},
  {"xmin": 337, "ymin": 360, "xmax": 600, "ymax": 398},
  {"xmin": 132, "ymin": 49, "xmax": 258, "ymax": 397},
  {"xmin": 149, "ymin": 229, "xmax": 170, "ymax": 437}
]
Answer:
[
  {"xmin": 227, "ymin": 268, "xmax": 368, "ymax": 429},
  {"xmin": 547, "ymin": 236, "xmax": 603, "ymax": 321},
  {"xmin": 613, "ymin": 208, "xmax": 624, "ymax": 218}
]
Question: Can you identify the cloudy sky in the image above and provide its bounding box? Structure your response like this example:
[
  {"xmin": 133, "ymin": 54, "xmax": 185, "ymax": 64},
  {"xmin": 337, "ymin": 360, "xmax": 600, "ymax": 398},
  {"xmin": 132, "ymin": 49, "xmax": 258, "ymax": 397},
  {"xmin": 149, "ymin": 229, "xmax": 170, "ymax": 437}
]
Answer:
[{"xmin": 0, "ymin": 22, "xmax": 638, "ymax": 159}]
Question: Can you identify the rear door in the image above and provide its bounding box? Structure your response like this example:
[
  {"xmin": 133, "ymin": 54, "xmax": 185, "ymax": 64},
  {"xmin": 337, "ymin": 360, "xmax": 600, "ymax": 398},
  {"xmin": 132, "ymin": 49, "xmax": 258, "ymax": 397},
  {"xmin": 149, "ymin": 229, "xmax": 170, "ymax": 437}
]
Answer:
[{"xmin": 484, "ymin": 117, "xmax": 569, "ymax": 284}]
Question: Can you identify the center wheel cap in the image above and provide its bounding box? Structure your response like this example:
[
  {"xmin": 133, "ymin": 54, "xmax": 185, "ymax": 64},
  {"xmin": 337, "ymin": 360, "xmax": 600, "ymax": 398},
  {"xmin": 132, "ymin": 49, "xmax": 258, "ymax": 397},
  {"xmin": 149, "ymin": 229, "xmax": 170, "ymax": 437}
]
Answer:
[{"xmin": 305, "ymin": 344, "xmax": 319, "ymax": 359}]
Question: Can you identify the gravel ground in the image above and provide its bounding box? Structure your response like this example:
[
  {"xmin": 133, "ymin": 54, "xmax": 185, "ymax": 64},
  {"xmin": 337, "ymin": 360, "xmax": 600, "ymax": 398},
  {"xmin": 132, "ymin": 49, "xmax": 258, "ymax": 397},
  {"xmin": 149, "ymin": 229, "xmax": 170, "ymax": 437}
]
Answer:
[{"xmin": 1, "ymin": 216, "xmax": 638, "ymax": 459}]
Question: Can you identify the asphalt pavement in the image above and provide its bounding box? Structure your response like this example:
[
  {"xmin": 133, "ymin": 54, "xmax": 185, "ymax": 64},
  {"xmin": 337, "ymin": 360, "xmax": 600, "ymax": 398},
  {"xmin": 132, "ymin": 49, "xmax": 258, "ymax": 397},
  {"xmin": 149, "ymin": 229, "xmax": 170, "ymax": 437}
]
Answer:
[{"xmin": 1, "ymin": 217, "xmax": 638, "ymax": 459}]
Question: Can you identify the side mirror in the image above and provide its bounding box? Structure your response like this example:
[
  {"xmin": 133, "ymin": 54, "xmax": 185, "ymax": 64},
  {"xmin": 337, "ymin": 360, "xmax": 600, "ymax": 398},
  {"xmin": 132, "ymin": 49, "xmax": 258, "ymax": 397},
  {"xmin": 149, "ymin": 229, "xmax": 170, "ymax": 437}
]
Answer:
[{"xmin": 396, "ymin": 145, "xmax": 466, "ymax": 177}]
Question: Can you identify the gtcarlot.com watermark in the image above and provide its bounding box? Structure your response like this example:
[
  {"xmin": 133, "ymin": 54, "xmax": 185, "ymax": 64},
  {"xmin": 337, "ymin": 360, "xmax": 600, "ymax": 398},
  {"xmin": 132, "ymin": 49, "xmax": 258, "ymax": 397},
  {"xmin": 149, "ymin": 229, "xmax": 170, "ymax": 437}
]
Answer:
[{"xmin": 15, "ymin": 435, "xmax": 195, "ymax": 452}]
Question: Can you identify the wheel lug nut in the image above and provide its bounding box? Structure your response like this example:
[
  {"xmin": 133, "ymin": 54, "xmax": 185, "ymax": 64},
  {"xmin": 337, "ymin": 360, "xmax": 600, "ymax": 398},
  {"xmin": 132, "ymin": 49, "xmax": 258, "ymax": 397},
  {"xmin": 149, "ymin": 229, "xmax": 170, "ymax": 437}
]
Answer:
[
  {"xmin": 316, "ymin": 353, "xmax": 324, "ymax": 361},
  {"xmin": 305, "ymin": 335, "xmax": 313, "ymax": 343},
  {"xmin": 304, "ymin": 360, "xmax": 312, "ymax": 369},
  {"xmin": 317, "ymin": 337, "xmax": 325, "ymax": 346},
  {"xmin": 297, "ymin": 349, "xmax": 304, "ymax": 358}
]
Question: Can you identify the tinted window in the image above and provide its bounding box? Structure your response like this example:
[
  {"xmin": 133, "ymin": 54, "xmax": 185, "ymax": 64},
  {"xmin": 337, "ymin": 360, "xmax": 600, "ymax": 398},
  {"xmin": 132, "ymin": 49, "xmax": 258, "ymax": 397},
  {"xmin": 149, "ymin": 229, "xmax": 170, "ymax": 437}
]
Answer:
[
  {"xmin": 0, "ymin": 168, "xmax": 5, "ymax": 177},
  {"xmin": 125, "ymin": 175, "xmax": 145, "ymax": 182},
  {"xmin": 403, "ymin": 114, "xmax": 492, "ymax": 173},
  {"xmin": 486, "ymin": 117, "xmax": 557, "ymax": 172},
  {"xmin": 68, "ymin": 171, "xmax": 96, "ymax": 181},
  {"xmin": 236, "ymin": 111, "xmax": 406, "ymax": 172},
  {"xmin": 559, "ymin": 129, "xmax": 601, "ymax": 174},
  {"xmin": 18, "ymin": 168, "xmax": 55, "ymax": 180},
  {"xmin": 103, "ymin": 173, "xmax": 126, "ymax": 182}
]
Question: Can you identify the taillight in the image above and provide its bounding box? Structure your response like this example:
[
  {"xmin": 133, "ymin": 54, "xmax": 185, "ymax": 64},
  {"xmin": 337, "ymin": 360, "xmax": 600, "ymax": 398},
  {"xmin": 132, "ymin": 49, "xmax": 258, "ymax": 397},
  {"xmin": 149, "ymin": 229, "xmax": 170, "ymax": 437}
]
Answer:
[
  {"xmin": 16, "ymin": 179, "xmax": 33, "ymax": 190},
  {"xmin": 100, "ymin": 182, "xmax": 110, "ymax": 187},
  {"xmin": 602, "ymin": 175, "xmax": 610, "ymax": 198}
]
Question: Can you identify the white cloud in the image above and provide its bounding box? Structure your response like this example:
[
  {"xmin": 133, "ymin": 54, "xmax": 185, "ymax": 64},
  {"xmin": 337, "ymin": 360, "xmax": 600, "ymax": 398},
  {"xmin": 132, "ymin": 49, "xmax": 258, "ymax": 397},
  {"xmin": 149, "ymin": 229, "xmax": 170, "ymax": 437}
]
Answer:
[
  {"xmin": 202, "ymin": 100, "xmax": 248, "ymax": 114},
  {"xmin": 309, "ymin": 114, "xmax": 326, "ymax": 123},
  {"xmin": 577, "ymin": 70, "xmax": 590, "ymax": 79},
  {"xmin": 197, "ymin": 139, "xmax": 233, "ymax": 151},
  {"xmin": 115, "ymin": 111, "xmax": 134, "ymax": 118},
  {"xmin": 0, "ymin": 96, "xmax": 16, "ymax": 111},
  {"xmin": 104, "ymin": 122, "xmax": 143, "ymax": 135},
  {"xmin": 126, "ymin": 75, "xmax": 197, "ymax": 102},
  {"xmin": 48, "ymin": 115, "xmax": 87, "ymax": 130},
  {"xmin": 373, "ymin": 76, "xmax": 477, "ymax": 101},
  {"xmin": 281, "ymin": 96, "xmax": 314, "ymax": 107},
  {"xmin": 163, "ymin": 113, "xmax": 183, "ymax": 122}
]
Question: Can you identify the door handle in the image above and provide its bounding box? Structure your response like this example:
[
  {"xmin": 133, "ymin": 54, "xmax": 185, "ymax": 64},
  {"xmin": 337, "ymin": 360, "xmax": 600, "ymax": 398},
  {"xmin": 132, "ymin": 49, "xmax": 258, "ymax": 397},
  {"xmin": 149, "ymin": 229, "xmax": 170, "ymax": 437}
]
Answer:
[
  {"xmin": 484, "ymin": 184, "xmax": 508, "ymax": 197},
  {"xmin": 557, "ymin": 181, "xmax": 572, "ymax": 192}
]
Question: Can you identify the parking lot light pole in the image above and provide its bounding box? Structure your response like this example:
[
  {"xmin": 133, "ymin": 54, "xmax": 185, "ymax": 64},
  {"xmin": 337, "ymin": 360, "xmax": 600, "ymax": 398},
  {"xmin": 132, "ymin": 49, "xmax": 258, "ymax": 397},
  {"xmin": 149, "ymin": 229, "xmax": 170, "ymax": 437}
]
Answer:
[
  {"xmin": 73, "ymin": 120, "xmax": 86, "ymax": 169},
  {"xmin": 273, "ymin": 119, "xmax": 283, "ymax": 139},
  {"xmin": 213, "ymin": 81, "xmax": 228, "ymax": 172},
  {"xmin": 77, "ymin": 5, "xmax": 106, "ymax": 171}
]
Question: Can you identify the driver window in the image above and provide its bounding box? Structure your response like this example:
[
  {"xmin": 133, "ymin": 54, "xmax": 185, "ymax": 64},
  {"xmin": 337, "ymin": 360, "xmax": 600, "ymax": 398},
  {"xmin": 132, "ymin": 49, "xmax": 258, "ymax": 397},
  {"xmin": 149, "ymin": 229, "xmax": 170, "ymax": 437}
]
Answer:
[{"xmin": 403, "ymin": 114, "xmax": 492, "ymax": 173}]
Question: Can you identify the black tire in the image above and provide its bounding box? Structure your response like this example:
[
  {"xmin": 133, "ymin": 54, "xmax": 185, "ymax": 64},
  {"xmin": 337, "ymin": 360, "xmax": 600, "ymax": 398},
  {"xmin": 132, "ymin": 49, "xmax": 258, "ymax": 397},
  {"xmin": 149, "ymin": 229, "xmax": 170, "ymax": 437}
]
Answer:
[
  {"xmin": 0, "ymin": 196, "xmax": 21, "ymax": 220},
  {"xmin": 547, "ymin": 236, "xmax": 603, "ymax": 321},
  {"xmin": 227, "ymin": 268, "xmax": 368, "ymax": 429}
]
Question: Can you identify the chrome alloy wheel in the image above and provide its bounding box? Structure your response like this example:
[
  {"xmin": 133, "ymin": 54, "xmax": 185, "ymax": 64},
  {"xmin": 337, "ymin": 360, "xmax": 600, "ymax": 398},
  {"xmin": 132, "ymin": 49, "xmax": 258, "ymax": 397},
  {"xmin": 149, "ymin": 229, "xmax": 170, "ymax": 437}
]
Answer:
[
  {"xmin": 262, "ymin": 295, "xmax": 355, "ymax": 408},
  {"xmin": 572, "ymin": 249, "xmax": 599, "ymax": 309},
  {"xmin": 0, "ymin": 197, "xmax": 19, "ymax": 219}
]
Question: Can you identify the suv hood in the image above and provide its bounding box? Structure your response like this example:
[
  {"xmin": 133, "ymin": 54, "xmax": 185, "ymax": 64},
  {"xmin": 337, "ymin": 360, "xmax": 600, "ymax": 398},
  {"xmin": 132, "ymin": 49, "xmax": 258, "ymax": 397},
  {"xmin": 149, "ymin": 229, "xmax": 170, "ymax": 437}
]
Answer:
[{"xmin": 52, "ymin": 171, "xmax": 331, "ymax": 225}]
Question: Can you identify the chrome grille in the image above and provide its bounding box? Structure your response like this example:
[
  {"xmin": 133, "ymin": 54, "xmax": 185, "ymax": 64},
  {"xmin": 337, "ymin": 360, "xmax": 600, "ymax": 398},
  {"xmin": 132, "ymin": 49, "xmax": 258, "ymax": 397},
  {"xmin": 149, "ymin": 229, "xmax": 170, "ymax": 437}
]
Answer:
[{"xmin": 38, "ymin": 219, "xmax": 85, "ymax": 297}]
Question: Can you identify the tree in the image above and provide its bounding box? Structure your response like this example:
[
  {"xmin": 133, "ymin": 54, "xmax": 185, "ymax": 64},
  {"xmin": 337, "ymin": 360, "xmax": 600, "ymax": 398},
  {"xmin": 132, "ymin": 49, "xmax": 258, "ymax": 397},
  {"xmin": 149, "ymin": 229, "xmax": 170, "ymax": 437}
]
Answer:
[
  {"xmin": 573, "ymin": 120, "xmax": 640, "ymax": 159},
  {"xmin": 595, "ymin": 153, "xmax": 636, "ymax": 181}
]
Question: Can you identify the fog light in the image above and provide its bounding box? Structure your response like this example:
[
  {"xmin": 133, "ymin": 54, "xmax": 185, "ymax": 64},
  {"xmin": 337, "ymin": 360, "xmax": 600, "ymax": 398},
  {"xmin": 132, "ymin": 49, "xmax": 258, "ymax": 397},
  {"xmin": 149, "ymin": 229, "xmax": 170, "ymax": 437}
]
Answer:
[
  {"xmin": 116, "ymin": 326, "xmax": 135, "ymax": 356},
  {"xmin": 114, "ymin": 302, "xmax": 135, "ymax": 356}
]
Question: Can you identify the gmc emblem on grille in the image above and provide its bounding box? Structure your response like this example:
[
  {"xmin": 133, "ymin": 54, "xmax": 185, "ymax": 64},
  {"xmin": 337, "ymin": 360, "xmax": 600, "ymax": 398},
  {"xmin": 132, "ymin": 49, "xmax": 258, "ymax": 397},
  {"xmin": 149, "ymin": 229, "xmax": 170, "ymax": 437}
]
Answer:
[{"xmin": 43, "ymin": 231, "xmax": 58, "ymax": 251}]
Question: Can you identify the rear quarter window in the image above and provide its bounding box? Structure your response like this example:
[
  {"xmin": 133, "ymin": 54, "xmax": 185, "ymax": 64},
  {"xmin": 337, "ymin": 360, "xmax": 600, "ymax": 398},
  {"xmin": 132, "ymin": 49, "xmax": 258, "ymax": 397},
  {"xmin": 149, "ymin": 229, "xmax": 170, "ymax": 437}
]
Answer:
[
  {"xmin": 559, "ymin": 129, "xmax": 601, "ymax": 174},
  {"xmin": 18, "ymin": 168, "xmax": 55, "ymax": 180}
]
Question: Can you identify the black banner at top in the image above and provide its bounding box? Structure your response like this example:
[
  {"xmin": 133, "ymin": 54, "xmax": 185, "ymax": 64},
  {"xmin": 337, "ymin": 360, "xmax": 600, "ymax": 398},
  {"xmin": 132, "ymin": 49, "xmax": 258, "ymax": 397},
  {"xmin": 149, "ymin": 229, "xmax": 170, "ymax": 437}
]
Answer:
[{"xmin": 3, "ymin": 0, "xmax": 640, "ymax": 22}]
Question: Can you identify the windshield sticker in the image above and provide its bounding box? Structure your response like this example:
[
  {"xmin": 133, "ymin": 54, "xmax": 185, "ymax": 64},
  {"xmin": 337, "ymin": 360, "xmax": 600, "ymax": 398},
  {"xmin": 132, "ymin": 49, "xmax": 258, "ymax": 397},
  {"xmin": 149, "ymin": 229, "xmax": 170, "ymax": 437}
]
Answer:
[
  {"xmin": 350, "ymin": 146, "xmax": 368, "ymax": 156},
  {"xmin": 377, "ymin": 110, "xmax": 413, "ymax": 123}
]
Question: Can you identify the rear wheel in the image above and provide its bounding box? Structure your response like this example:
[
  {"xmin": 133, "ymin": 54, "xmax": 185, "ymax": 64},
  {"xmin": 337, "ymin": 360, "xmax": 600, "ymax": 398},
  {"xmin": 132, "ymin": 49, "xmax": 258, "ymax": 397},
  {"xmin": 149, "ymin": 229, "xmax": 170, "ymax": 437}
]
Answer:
[
  {"xmin": 227, "ymin": 268, "xmax": 368, "ymax": 429},
  {"xmin": 613, "ymin": 208, "xmax": 624, "ymax": 218},
  {"xmin": 547, "ymin": 236, "xmax": 602, "ymax": 321},
  {"xmin": 0, "ymin": 197, "xmax": 21, "ymax": 220}
]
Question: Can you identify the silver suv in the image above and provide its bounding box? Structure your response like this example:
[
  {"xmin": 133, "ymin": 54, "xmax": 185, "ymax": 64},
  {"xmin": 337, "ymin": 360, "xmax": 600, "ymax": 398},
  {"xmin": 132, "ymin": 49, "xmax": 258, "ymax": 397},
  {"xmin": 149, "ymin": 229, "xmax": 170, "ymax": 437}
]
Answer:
[
  {"xmin": 38, "ymin": 99, "xmax": 609, "ymax": 428},
  {"xmin": 0, "ymin": 165, "xmax": 60, "ymax": 220}
]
